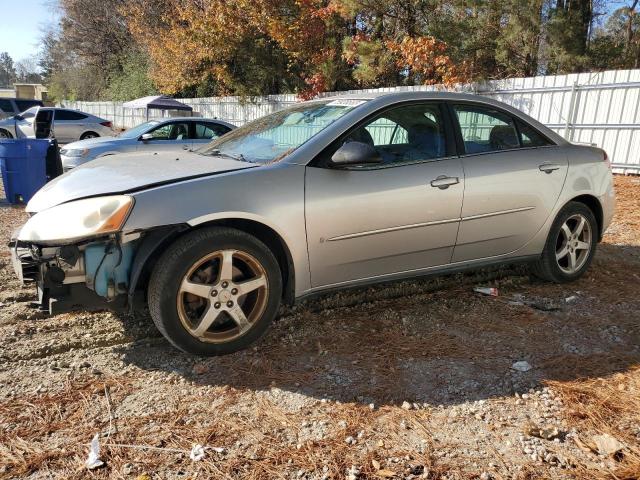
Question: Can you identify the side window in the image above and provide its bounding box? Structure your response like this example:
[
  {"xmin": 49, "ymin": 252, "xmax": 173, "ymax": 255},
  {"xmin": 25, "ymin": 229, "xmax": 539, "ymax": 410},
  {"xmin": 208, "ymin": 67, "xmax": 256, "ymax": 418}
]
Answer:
[
  {"xmin": 0, "ymin": 99, "xmax": 13, "ymax": 114},
  {"xmin": 517, "ymin": 120, "xmax": 553, "ymax": 147},
  {"xmin": 453, "ymin": 105, "xmax": 519, "ymax": 154},
  {"xmin": 149, "ymin": 122, "xmax": 190, "ymax": 140},
  {"xmin": 55, "ymin": 110, "xmax": 88, "ymax": 121},
  {"xmin": 15, "ymin": 100, "xmax": 42, "ymax": 112},
  {"xmin": 195, "ymin": 122, "xmax": 231, "ymax": 140},
  {"xmin": 342, "ymin": 103, "xmax": 447, "ymax": 166}
]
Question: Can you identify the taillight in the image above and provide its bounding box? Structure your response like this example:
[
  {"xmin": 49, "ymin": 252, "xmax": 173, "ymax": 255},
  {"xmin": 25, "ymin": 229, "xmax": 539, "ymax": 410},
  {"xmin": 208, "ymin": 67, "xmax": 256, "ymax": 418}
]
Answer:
[
  {"xmin": 100, "ymin": 121, "xmax": 113, "ymax": 128},
  {"xmin": 603, "ymin": 150, "xmax": 611, "ymax": 170}
]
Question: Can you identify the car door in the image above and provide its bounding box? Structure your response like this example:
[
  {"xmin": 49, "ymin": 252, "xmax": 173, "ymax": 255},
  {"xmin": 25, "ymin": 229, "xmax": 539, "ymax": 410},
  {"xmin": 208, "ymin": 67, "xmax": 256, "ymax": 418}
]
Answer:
[
  {"xmin": 53, "ymin": 109, "xmax": 89, "ymax": 143},
  {"xmin": 192, "ymin": 121, "xmax": 232, "ymax": 148},
  {"xmin": 450, "ymin": 103, "xmax": 568, "ymax": 263},
  {"xmin": 15, "ymin": 106, "xmax": 40, "ymax": 138},
  {"xmin": 137, "ymin": 121, "xmax": 192, "ymax": 152},
  {"xmin": 305, "ymin": 102, "xmax": 464, "ymax": 288}
]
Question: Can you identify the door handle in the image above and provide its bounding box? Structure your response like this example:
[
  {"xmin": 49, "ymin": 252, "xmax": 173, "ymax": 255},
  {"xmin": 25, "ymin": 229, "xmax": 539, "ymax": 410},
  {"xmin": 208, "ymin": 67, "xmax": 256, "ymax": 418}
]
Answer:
[
  {"xmin": 430, "ymin": 175, "xmax": 459, "ymax": 189},
  {"xmin": 539, "ymin": 163, "xmax": 561, "ymax": 174}
]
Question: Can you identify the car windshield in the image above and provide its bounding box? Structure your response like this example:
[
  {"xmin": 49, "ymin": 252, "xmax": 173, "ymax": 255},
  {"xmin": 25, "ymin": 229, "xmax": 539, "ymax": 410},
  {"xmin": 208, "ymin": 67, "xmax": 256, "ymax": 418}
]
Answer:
[
  {"xmin": 119, "ymin": 120, "xmax": 161, "ymax": 139},
  {"xmin": 197, "ymin": 99, "xmax": 365, "ymax": 164}
]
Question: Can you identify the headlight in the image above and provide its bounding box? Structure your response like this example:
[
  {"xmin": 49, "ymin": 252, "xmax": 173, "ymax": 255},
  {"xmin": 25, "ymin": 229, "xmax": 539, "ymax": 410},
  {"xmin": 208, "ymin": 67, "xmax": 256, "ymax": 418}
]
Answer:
[
  {"xmin": 18, "ymin": 196, "xmax": 134, "ymax": 243},
  {"xmin": 61, "ymin": 148, "xmax": 89, "ymax": 157}
]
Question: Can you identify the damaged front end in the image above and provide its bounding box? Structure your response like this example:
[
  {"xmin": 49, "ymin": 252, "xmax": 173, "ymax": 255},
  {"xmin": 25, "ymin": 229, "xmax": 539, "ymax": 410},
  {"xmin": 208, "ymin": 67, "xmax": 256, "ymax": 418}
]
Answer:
[
  {"xmin": 10, "ymin": 233, "xmax": 138, "ymax": 315},
  {"xmin": 9, "ymin": 194, "xmax": 143, "ymax": 315}
]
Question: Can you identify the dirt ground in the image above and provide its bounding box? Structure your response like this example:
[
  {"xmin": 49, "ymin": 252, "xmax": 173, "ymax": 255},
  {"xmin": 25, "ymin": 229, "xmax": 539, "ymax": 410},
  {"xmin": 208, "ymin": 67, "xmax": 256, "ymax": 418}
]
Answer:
[{"xmin": 0, "ymin": 176, "xmax": 638, "ymax": 480}]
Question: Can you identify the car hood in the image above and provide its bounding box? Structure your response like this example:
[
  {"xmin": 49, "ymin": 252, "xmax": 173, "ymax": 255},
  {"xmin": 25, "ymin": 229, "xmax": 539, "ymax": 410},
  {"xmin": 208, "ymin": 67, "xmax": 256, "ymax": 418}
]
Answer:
[
  {"xmin": 61, "ymin": 136, "xmax": 120, "ymax": 150},
  {"xmin": 27, "ymin": 150, "xmax": 255, "ymax": 213}
]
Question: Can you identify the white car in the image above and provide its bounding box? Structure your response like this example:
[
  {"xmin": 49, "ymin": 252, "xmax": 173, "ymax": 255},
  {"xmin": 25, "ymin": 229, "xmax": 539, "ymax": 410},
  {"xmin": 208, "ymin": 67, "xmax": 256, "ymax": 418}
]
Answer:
[
  {"xmin": 0, "ymin": 107, "xmax": 113, "ymax": 143},
  {"xmin": 60, "ymin": 118, "xmax": 235, "ymax": 171}
]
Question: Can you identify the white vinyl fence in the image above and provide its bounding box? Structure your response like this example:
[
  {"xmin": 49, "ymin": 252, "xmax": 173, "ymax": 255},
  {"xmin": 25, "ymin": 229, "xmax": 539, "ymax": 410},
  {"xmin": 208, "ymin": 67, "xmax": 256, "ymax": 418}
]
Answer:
[{"xmin": 64, "ymin": 68, "xmax": 640, "ymax": 173}]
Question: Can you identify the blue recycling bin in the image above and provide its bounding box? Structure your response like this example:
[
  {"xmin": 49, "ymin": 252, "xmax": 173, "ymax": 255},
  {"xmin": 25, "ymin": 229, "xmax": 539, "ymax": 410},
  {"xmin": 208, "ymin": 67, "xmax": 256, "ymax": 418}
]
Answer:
[{"xmin": 0, "ymin": 139, "xmax": 51, "ymax": 204}]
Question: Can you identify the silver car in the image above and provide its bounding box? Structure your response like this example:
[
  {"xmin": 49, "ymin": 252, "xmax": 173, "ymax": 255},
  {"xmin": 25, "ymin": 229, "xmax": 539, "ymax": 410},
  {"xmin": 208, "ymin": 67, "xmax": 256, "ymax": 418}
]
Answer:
[
  {"xmin": 60, "ymin": 118, "xmax": 235, "ymax": 171},
  {"xmin": 0, "ymin": 107, "xmax": 113, "ymax": 143},
  {"xmin": 11, "ymin": 92, "xmax": 615, "ymax": 356}
]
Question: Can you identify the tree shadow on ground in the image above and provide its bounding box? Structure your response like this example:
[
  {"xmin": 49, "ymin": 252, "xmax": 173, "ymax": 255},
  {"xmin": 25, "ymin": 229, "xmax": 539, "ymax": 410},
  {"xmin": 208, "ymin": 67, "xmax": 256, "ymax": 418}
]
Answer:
[{"xmin": 104, "ymin": 242, "xmax": 640, "ymax": 407}]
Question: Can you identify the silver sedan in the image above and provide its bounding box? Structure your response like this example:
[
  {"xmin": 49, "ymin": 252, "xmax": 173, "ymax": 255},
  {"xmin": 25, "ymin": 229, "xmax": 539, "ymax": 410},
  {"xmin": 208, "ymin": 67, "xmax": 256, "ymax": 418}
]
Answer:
[
  {"xmin": 60, "ymin": 118, "xmax": 236, "ymax": 171},
  {"xmin": 11, "ymin": 92, "xmax": 615, "ymax": 356},
  {"xmin": 0, "ymin": 107, "xmax": 113, "ymax": 143}
]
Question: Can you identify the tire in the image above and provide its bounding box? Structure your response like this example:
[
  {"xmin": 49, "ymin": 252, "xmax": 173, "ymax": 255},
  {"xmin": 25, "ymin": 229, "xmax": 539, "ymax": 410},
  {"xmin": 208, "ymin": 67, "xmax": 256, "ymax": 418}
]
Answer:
[
  {"xmin": 0, "ymin": 129, "xmax": 13, "ymax": 139},
  {"xmin": 148, "ymin": 227, "xmax": 282, "ymax": 355},
  {"xmin": 80, "ymin": 132, "xmax": 99, "ymax": 140},
  {"xmin": 531, "ymin": 201, "xmax": 598, "ymax": 283}
]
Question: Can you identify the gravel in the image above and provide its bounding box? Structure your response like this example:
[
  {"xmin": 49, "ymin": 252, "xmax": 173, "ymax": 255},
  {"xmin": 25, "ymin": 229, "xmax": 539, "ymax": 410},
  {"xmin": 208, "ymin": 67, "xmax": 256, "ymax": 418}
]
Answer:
[{"xmin": 1, "ymin": 177, "xmax": 639, "ymax": 479}]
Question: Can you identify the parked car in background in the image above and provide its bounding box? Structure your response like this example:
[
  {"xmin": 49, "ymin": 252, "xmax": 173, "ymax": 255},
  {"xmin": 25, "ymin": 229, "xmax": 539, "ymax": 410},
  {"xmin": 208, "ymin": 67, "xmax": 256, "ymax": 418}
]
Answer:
[
  {"xmin": 0, "ymin": 98, "xmax": 44, "ymax": 120},
  {"xmin": 11, "ymin": 92, "xmax": 614, "ymax": 356},
  {"xmin": 60, "ymin": 118, "xmax": 235, "ymax": 171},
  {"xmin": 0, "ymin": 107, "xmax": 113, "ymax": 143}
]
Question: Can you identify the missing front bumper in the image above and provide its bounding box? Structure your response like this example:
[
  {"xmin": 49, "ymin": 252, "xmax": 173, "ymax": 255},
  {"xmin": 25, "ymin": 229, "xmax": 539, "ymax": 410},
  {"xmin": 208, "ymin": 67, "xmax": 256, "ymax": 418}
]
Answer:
[{"xmin": 10, "ymin": 239, "xmax": 133, "ymax": 315}]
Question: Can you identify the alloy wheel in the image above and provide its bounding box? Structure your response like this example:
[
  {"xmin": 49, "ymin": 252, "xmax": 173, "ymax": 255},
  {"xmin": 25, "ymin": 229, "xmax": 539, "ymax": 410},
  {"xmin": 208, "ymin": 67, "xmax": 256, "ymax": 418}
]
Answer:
[
  {"xmin": 555, "ymin": 213, "xmax": 592, "ymax": 275},
  {"xmin": 176, "ymin": 249, "xmax": 269, "ymax": 343}
]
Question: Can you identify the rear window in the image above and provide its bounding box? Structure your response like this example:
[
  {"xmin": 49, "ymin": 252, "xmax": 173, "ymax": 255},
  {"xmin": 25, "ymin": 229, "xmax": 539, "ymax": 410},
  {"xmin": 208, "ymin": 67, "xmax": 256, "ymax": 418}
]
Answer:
[
  {"xmin": 0, "ymin": 99, "xmax": 13, "ymax": 114},
  {"xmin": 15, "ymin": 100, "xmax": 42, "ymax": 111},
  {"xmin": 55, "ymin": 110, "xmax": 88, "ymax": 121}
]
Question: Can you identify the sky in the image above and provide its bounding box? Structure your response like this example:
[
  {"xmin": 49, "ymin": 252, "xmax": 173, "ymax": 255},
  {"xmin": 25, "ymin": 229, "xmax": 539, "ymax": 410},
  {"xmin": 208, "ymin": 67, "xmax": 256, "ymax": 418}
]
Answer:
[{"xmin": 0, "ymin": 0, "xmax": 58, "ymax": 63}]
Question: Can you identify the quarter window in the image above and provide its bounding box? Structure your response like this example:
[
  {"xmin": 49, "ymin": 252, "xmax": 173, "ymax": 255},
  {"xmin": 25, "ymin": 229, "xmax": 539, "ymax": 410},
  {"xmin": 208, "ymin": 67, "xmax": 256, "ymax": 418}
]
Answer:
[
  {"xmin": 453, "ymin": 105, "xmax": 520, "ymax": 154},
  {"xmin": 341, "ymin": 103, "xmax": 448, "ymax": 166},
  {"xmin": 517, "ymin": 120, "xmax": 552, "ymax": 147}
]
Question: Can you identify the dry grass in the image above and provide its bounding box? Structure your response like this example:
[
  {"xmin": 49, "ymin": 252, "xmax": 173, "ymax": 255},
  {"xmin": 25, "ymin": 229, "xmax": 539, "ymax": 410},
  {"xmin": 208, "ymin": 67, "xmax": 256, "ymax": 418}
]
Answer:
[
  {"xmin": 548, "ymin": 369, "xmax": 640, "ymax": 480},
  {"xmin": 0, "ymin": 377, "xmax": 470, "ymax": 479}
]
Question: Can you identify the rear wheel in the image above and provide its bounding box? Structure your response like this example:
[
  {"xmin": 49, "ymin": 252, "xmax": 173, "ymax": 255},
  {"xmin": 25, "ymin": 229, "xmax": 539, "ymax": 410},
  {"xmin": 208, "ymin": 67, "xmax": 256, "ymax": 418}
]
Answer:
[
  {"xmin": 0, "ymin": 129, "xmax": 13, "ymax": 139},
  {"xmin": 148, "ymin": 227, "xmax": 282, "ymax": 355},
  {"xmin": 531, "ymin": 202, "xmax": 597, "ymax": 283},
  {"xmin": 80, "ymin": 132, "xmax": 99, "ymax": 140}
]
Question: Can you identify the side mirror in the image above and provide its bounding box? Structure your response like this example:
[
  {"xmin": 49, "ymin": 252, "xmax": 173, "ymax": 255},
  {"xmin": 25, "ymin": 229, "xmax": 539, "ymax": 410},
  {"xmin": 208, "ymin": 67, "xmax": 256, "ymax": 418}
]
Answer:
[
  {"xmin": 140, "ymin": 133, "xmax": 153, "ymax": 142},
  {"xmin": 329, "ymin": 141, "xmax": 382, "ymax": 168},
  {"xmin": 13, "ymin": 114, "xmax": 23, "ymax": 121}
]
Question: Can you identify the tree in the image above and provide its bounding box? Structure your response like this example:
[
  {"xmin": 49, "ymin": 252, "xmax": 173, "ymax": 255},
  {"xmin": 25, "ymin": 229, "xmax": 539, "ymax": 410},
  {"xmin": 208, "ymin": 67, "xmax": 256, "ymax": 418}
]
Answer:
[
  {"xmin": 0, "ymin": 52, "xmax": 16, "ymax": 88},
  {"xmin": 104, "ymin": 50, "xmax": 157, "ymax": 101},
  {"xmin": 14, "ymin": 58, "xmax": 43, "ymax": 83},
  {"xmin": 545, "ymin": 0, "xmax": 594, "ymax": 72}
]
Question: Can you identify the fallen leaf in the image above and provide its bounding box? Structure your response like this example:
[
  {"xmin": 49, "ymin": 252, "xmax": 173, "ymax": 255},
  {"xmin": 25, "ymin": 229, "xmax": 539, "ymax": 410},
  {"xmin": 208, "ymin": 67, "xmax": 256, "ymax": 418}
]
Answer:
[
  {"xmin": 376, "ymin": 469, "xmax": 396, "ymax": 478},
  {"xmin": 372, "ymin": 459, "xmax": 380, "ymax": 470},
  {"xmin": 593, "ymin": 434, "xmax": 624, "ymax": 456}
]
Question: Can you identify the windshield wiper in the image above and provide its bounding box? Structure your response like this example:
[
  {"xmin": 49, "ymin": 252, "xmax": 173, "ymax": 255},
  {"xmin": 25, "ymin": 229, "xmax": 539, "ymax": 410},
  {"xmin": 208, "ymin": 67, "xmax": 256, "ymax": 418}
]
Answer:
[{"xmin": 207, "ymin": 149, "xmax": 251, "ymax": 163}]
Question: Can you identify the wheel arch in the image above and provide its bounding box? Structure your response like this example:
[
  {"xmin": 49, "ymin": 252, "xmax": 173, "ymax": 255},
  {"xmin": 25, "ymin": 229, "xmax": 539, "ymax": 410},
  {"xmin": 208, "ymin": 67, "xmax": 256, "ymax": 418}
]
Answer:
[
  {"xmin": 129, "ymin": 218, "xmax": 296, "ymax": 311},
  {"xmin": 567, "ymin": 194, "xmax": 604, "ymax": 241},
  {"xmin": 80, "ymin": 131, "xmax": 100, "ymax": 140}
]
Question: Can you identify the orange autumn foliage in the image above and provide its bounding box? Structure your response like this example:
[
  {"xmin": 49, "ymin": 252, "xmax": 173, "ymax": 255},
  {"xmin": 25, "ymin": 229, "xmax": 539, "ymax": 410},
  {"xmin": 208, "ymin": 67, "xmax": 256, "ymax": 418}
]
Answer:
[{"xmin": 388, "ymin": 36, "xmax": 471, "ymax": 86}]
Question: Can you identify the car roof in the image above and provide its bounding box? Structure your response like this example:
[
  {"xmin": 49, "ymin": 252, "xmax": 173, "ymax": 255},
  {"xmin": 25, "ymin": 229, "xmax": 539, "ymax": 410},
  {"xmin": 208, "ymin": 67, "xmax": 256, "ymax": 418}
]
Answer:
[{"xmin": 318, "ymin": 90, "xmax": 503, "ymax": 102}]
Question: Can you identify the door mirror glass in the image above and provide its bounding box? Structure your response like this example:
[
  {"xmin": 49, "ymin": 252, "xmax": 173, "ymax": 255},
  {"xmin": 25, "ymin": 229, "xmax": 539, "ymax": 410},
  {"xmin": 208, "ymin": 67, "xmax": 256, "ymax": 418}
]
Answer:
[
  {"xmin": 140, "ymin": 133, "xmax": 154, "ymax": 141},
  {"xmin": 330, "ymin": 141, "xmax": 382, "ymax": 167}
]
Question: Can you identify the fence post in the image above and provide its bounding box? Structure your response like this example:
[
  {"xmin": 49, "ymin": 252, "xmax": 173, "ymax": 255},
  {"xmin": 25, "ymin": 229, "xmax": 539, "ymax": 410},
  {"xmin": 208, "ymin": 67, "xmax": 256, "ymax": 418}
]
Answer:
[{"xmin": 564, "ymin": 81, "xmax": 580, "ymax": 141}]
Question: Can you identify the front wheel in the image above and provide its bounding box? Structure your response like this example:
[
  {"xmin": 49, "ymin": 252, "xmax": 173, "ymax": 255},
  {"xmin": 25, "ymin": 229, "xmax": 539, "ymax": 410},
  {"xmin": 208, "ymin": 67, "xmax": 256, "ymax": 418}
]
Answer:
[
  {"xmin": 531, "ymin": 201, "xmax": 597, "ymax": 283},
  {"xmin": 0, "ymin": 129, "xmax": 13, "ymax": 139},
  {"xmin": 148, "ymin": 227, "xmax": 282, "ymax": 355}
]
